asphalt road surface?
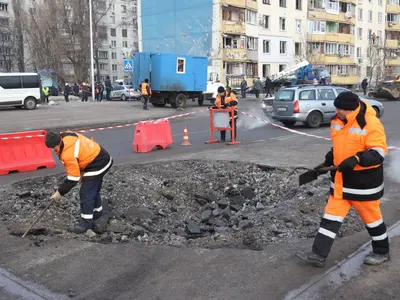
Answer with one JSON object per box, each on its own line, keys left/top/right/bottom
{"left": 1, "top": 98, "right": 399, "bottom": 186}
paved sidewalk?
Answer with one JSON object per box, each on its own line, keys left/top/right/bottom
{"left": 0, "top": 101, "right": 202, "bottom": 134}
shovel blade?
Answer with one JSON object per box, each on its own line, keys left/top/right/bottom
{"left": 299, "top": 170, "right": 319, "bottom": 186}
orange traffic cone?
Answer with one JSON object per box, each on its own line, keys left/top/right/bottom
{"left": 181, "top": 126, "right": 192, "bottom": 146}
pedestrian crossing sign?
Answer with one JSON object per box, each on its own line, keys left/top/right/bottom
{"left": 124, "top": 60, "right": 133, "bottom": 71}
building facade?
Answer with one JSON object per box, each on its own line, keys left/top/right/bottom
{"left": 385, "top": 0, "right": 400, "bottom": 76}
{"left": 0, "top": 0, "right": 11, "bottom": 72}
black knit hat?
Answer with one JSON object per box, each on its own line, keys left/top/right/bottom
{"left": 217, "top": 86, "right": 225, "bottom": 93}
{"left": 45, "top": 131, "right": 62, "bottom": 148}
{"left": 334, "top": 91, "right": 360, "bottom": 111}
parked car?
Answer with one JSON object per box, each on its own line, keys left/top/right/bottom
{"left": 109, "top": 85, "right": 141, "bottom": 101}
{"left": 261, "top": 85, "right": 384, "bottom": 128}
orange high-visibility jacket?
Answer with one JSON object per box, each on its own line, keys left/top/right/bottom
{"left": 214, "top": 91, "right": 238, "bottom": 109}
{"left": 56, "top": 132, "right": 113, "bottom": 195}
{"left": 141, "top": 82, "right": 152, "bottom": 96}
{"left": 329, "top": 101, "right": 388, "bottom": 201}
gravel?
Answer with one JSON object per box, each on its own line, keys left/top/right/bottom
{"left": 0, "top": 160, "right": 365, "bottom": 250}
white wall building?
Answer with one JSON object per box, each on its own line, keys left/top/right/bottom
{"left": 257, "top": 0, "right": 308, "bottom": 79}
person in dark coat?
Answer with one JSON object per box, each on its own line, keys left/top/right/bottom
{"left": 265, "top": 77, "right": 273, "bottom": 97}
{"left": 105, "top": 76, "right": 112, "bottom": 100}
{"left": 361, "top": 79, "right": 368, "bottom": 96}
{"left": 73, "top": 83, "right": 79, "bottom": 97}
{"left": 64, "top": 83, "right": 70, "bottom": 102}
{"left": 240, "top": 77, "right": 247, "bottom": 98}
{"left": 99, "top": 82, "right": 104, "bottom": 101}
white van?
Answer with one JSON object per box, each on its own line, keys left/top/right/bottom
{"left": 0, "top": 73, "right": 42, "bottom": 110}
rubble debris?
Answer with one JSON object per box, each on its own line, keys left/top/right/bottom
{"left": 0, "top": 160, "right": 365, "bottom": 250}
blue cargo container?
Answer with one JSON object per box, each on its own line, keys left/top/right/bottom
{"left": 133, "top": 52, "right": 208, "bottom": 108}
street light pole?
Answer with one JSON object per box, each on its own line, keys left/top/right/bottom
{"left": 89, "top": 0, "right": 95, "bottom": 102}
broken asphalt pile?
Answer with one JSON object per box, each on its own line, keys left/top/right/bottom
{"left": 0, "top": 161, "right": 365, "bottom": 250}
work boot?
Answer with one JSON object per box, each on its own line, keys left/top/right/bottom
{"left": 93, "top": 211, "right": 103, "bottom": 220}
{"left": 68, "top": 219, "right": 93, "bottom": 234}
{"left": 93, "top": 213, "right": 112, "bottom": 234}
{"left": 295, "top": 251, "right": 326, "bottom": 268}
{"left": 364, "top": 253, "right": 389, "bottom": 265}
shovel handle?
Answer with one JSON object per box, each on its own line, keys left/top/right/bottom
{"left": 317, "top": 166, "right": 338, "bottom": 173}
{"left": 21, "top": 199, "right": 54, "bottom": 238}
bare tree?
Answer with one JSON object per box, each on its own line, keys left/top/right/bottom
{"left": 295, "top": 33, "right": 325, "bottom": 65}
{"left": 20, "top": 0, "right": 113, "bottom": 82}
{"left": 366, "top": 39, "right": 385, "bottom": 86}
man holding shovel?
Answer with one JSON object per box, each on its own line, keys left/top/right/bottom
{"left": 45, "top": 131, "right": 113, "bottom": 234}
{"left": 296, "top": 91, "right": 389, "bottom": 267}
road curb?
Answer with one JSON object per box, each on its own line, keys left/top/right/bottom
{"left": 284, "top": 219, "right": 400, "bottom": 300}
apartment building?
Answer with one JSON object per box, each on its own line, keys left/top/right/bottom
{"left": 0, "top": 0, "right": 11, "bottom": 72}
{"left": 355, "top": 0, "right": 385, "bottom": 81}
{"left": 385, "top": 0, "right": 400, "bottom": 75}
{"left": 258, "top": 0, "right": 308, "bottom": 78}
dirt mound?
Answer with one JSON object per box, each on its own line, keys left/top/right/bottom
{"left": 0, "top": 160, "right": 365, "bottom": 250}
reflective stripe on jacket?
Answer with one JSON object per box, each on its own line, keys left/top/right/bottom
{"left": 329, "top": 101, "right": 388, "bottom": 201}
{"left": 141, "top": 82, "right": 151, "bottom": 96}
{"left": 214, "top": 91, "right": 238, "bottom": 118}
{"left": 56, "top": 132, "right": 113, "bottom": 195}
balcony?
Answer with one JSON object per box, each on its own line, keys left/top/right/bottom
{"left": 386, "top": 58, "right": 400, "bottom": 66}
{"left": 338, "top": 12, "right": 356, "bottom": 24}
{"left": 222, "top": 20, "right": 245, "bottom": 35}
{"left": 223, "top": 48, "right": 247, "bottom": 62}
{"left": 387, "top": 4, "right": 400, "bottom": 14}
{"left": 221, "top": 0, "right": 257, "bottom": 10}
{"left": 315, "top": 55, "right": 356, "bottom": 65}
{"left": 386, "top": 22, "right": 400, "bottom": 31}
{"left": 386, "top": 39, "right": 399, "bottom": 49}
{"left": 308, "top": 33, "right": 354, "bottom": 44}
{"left": 331, "top": 75, "right": 360, "bottom": 85}
{"left": 246, "top": 49, "right": 258, "bottom": 61}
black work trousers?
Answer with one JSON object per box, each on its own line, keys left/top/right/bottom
{"left": 220, "top": 116, "right": 238, "bottom": 142}
{"left": 79, "top": 176, "right": 104, "bottom": 220}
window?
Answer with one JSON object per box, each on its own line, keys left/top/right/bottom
{"left": 296, "top": 20, "right": 301, "bottom": 32}
{"left": 325, "top": 43, "right": 337, "bottom": 55}
{"left": 246, "top": 37, "right": 258, "bottom": 50}
{"left": 263, "top": 40, "right": 270, "bottom": 54}
{"left": 279, "top": 17, "right": 286, "bottom": 31}
{"left": 356, "top": 47, "right": 362, "bottom": 58}
{"left": 317, "top": 89, "right": 335, "bottom": 100}
{"left": 378, "top": 0, "right": 382, "bottom": 4}
{"left": 112, "top": 64, "right": 118, "bottom": 71}
{"left": 378, "top": 12, "right": 383, "bottom": 24}
{"left": 262, "top": 15, "right": 269, "bottom": 29}
{"left": 295, "top": 42, "right": 301, "bottom": 55}
{"left": 280, "top": 0, "right": 286, "bottom": 7}
{"left": 337, "top": 65, "right": 348, "bottom": 75}
{"left": 245, "top": 10, "right": 257, "bottom": 25}
{"left": 338, "top": 44, "right": 351, "bottom": 56}
{"left": 263, "top": 0, "right": 270, "bottom": 4}
{"left": 122, "top": 29, "right": 127, "bottom": 37}
{"left": 113, "top": 76, "right": 118, "bottom": 81}
{"left": 358, "top": 8, "right": 363, "bottom": 21}
{"left": 368, "top": 10, "right": 372, "bottom": 22}
{"left": 99, "top": 63, "right": 107, "bottom": 70}
{"left": 21, "top": 75, "right": 40, "bottom": 89}
{"left": 357, "top": 28, "right": 362, "bottom": 40}
{"left": 389, "top": 0, "right": 399, "bottom": 4}
{"left": 177, "top": 58, "right": 185, "bottom": 74}
{"left": 299, "top": 90, "right": 316, "bottom": 100}
{"left": 308, "top": 20, "right": 326, "bottom": 33}
{"left": 280, "top": 41, "right": 287, "bottom": 54}
{"left": 276, "top": 89, "right": 294, "bottom": 101}
{"left": 279, "top": 64, "right": 286, "bottom": 72}
{"left": 99, "top": 51, "right": 108, "bottom": 59}
{"left": 387, "top": 14, "right": 398, "bottom": 23}
{"left": 223, "top": 36, "right": 244, "bottom": 49}
{"left": 0, "top": 76, "right": 22, "bottom": 89}
{"left": 111, "top": 28, "right": 116, "bottom": 36}
{"left": 310, "top": 0, "right": 324, "bottom": 9}
{"left": 377, "top": 30, "right": 382, "bottom": 40}
{"left": 0, "top": 3, "right": 8, "bottom": 11}
{"left": 296, "top": 0, "right": 302, "bottom": 9}
{"left": 121, "top": 5, "right": 127, "bottom": 13}
{"left": 122, "top": 41, "right": 128, "bottom": 47}
{"left": 309, "top": 42, "right": 322, "bottom": 53}
{"left": 335, "top": 88, "right": 348, "bottom": 95}
{"left": 262, "top": 64, "right": 270, "bottom": 77}
{"left": 246, "top": 63, "right": 258, "bottom": 77}
{"left": 111, "top": 52, "right": 117, "bottom": 59}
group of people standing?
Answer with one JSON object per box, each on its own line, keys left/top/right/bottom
{"left": 240, "top": 77, "right": 274, "bottom": 99}
{"left": 62, "top": 77, "right": 113, "bottom": 102}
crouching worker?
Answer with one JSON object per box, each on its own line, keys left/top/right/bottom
{"left": 296, "top": 92, "right": 389, "bottom": 267}
{"left": 45, "top": 131, "right": 113, "bottom": 234}
{"left": 214, "top": 86, "right": 239, "bottom": 142}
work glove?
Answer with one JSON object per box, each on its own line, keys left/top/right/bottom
{"left": 50, "top": 190, "right": 62, "bottom": 202}
{"left": 338, "top": 156, "right": 359, "bottom": 173}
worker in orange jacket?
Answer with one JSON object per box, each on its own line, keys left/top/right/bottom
{"left": 296, "top": 92, "right": 389, "bottom": 267}
{"left": 214, "top": 86, "right": 238, "bottom": 142}
{"left": 45, "top": 131, "right": 113, "bottom": 234}
{"left": 141, "top": 78, "right": 152, "bottom": 110}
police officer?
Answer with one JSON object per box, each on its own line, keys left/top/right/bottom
{"left": 45, "top": 131, "right": 113, "bottom": 234}
{"left": 214, "top": 86, "right": 238, "bottom": 142}
{"left": 296, "top": 92, "right": 389, "bottom": 267}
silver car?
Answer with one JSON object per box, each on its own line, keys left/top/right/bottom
{"left": 261, "top": 85, "right": 384, "bottom": 128}
{"left": 109, "top": 85, "right": 141, "bottom": 101}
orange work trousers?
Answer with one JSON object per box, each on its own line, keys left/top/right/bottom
{"left": 312, "top": 195, "right": 389, "bottom": 258}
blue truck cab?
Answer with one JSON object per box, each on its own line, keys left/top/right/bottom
{"left": 133, "top": 52, "right": 209, "bottom": 108}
